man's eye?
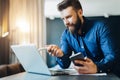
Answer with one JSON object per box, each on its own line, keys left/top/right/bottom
{"left": 61, "top": 18, "right": 64, "bottom": 20}
{"left": 66, "top": 16, "right": 71, "bottom": 19}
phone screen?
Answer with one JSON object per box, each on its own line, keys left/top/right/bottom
{"left": 69, "top": 52, "right": 86, "bottom": 66}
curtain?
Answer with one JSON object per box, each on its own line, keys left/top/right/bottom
{"left": 0, "top": 0, "right": 9, "bottom": 38}
{"left": 9, "top": 0, "right": 46, "bottom": 63}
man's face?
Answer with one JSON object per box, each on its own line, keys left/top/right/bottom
{"left": 60, "top": 6, "right": 82, "bottom": 33}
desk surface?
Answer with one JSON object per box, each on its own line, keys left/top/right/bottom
{"left": 0, "top": 72, "right": 120, "bottom": 80}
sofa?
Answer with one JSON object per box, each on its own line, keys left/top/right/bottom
{"left": 0, "top": 63, "right": 25, "bottom": 78}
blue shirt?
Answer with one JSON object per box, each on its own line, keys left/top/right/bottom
{"left": 56, "top": 18, "right": 120, "bottom": 73}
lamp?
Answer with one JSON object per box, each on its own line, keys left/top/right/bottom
{"left": 13, "top": 18, "right": 30, "bottom": 45}
{"left": 16, "top": 19, "right": 30, "bottom": 33}
{"left": 2, "top": 32, "right": 9, "bottom": 38}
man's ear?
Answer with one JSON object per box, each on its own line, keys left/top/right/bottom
{"left": 77, "top": 9, "right": 83, "bottom": 16}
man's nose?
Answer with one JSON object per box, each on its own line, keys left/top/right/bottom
{"left": 64, "top": 19, "right": 70, "bottom": 26}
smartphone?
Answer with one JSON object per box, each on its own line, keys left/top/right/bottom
{"left": 69, "top": 52, "right": 86, "bottom": 66}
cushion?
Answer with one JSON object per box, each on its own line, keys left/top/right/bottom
{"left": 0, "top": 65, "right": 7, "bottom": 78}
{"left": 7, "top": 63, "right": 21, "bottom": 76}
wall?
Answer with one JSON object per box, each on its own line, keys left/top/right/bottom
{"left": 0, "top": 36, "right": 9, "bottom": 64}
{"left": 45, "top": 0, "right": 120, "bottom": 18}
{"left": 0, "top": 0, "right": 2, "bottom": 36}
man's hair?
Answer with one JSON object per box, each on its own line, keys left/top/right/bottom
{"left": 57, "top": 0, "right": 83, "bottom": 11}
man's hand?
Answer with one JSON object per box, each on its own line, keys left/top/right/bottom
{"left": 74, "top": 58, "right": 97, "bottom": 74}
{"left": 47, "top": 45, "right": 63, "bottom": 57}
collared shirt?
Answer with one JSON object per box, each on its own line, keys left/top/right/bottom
{"left": 56, "top": 17, "right": 119, "bottom": 73}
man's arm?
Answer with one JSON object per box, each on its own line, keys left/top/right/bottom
{"left": 56, "top": 30, "right": 72, "bottom": 69}
{"left": 47, "top": 30, "right": 72, "bottom": 69}
{"left": 95, "top": 23, "right": 118, "bottom": 73}
{"left": 73, "top": 23, "right": 118, "bottom": 74}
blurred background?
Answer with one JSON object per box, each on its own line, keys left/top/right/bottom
{"left": 0, "top": 0, "right": 120, "bottom": 68}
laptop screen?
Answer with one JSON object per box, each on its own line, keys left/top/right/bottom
{"left": 11, "top": 44, "right": 51, "bottom": 75}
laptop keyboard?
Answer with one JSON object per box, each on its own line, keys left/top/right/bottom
{"left": 50, "top": 70, "right": 69, "bottom": 76}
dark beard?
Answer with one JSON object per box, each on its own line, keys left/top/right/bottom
{"left": 74, "top": 15, "right": 82, "bottom": 33}
{"left": 68, "top": 15, "right": 82, "bottom": 34}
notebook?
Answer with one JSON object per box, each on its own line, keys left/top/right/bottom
{"left": 11, "top": 44, "right": 70, "bottom": 76}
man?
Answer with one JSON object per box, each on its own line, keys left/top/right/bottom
{"left": 47, "top": 0, "right": 120, "bottom": 76}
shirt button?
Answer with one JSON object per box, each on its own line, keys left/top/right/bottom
{"left": 100, "top": 70, "right": 102, "bottom": 73}
{"left": 81, "top": 46, "right": 84, "bottom": 48}
{"left": 60, "top": 59, "right": 62, "bottom": 61}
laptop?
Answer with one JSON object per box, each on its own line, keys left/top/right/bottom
{"left": 11, "top": 44, "right": 70, "bottom": 76}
